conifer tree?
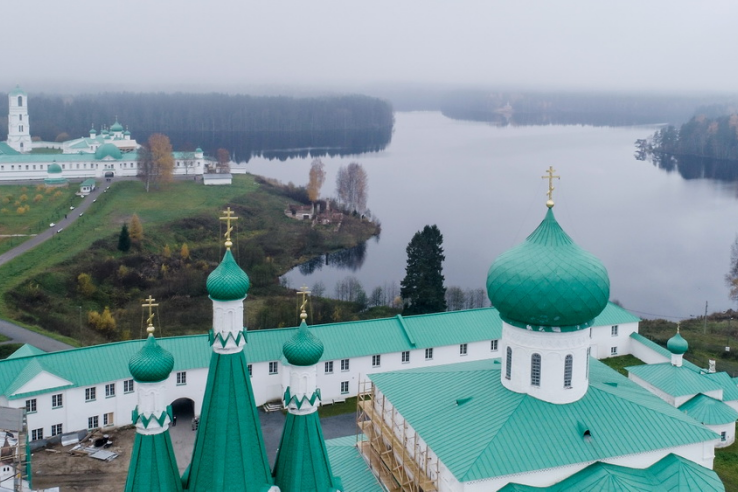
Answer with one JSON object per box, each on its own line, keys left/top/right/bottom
{"left": 400, "top": 225, "right": 447, "bottom": 315}
{"left": 117, "top": 224, "right": 131, "bottom": 252}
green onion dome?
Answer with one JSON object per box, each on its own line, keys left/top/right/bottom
{"left": 196, "top": 147, "right": 203, "bottom": 153}
{"left": 90, "top": 126, "right": 97, "bottom": 134}
{"left": 206, "top": 250, "right": 250, "bottom": 301}
{"left": 95, "top": 143, "right": 122, "bottom": 160}
{"left": 47, "top": 163, "right": 62, "bottom": 174}
{"left": 487, "top": 208, "right": 610, "bottom": 330}
{"left": 283, "top": 321, "right": 324, "bottom": 366}
{"left": 128, "top": 335, "right": 174, "bottom": 383}
{"left": 667, "top": 331, "right": 688, "bottom": 355}
{"left": 110, "top": 121, "right": 124, "bottom": 132}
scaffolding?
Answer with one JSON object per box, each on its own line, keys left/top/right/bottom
{"left": 357, "top": 380, "right": 439, "bottom": 492}
{"left": 0, "top": 406, "right": 29, "bottom": 492}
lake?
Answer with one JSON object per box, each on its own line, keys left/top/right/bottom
{"left": 238, "top": 112, "right": 738, "bottom": 320}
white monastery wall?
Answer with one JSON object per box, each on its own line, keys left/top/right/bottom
{"left": 590, "top": 322, "right": 638, "bottom": 359}
{"left": 708, "top": 422, "right": 735, "bottom": 448}
{"left": 629, "top": 338, "right": 670, "bottom": 364}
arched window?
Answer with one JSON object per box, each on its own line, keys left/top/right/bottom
{"left": 531, "top": 353, "right": 541, "bottom": 386}
{"left": 505, "top": 347, "right": 512, "bottom": 380}
{"left": 17, "top": 96, "right": 23, "bottom": 107}
{"left": 564, "top": 355, "right": 573, "bottom": 388}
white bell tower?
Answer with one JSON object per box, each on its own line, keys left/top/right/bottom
{"left": 7, "top": 86, "right": 32, "bottom": 153}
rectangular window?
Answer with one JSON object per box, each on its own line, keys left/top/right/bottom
{"left": 340, "top": 359, "right": 350, "bottom": 372}
{"left": 52, "top": 394, "right": 63, "bottom": 409}
{"left": 103, "top": 412, "right": 114, "bottom": 426}
{"left": 88, "top": 416, "right": 99, "bottom": 429}
{"left": 177, "top": 372, "right": 187, "bottom": 385}
{"left": 248, "top": 364, "right": 253, "bottom": 377}
{"left": 491, "top": 340, "right": 499, "bottom": 351}
{"left": 269, "top": 362, "right": 278, "bottom": 375}
{"left": 325, "top": 361, "right": 334, "bottom": 374}
{"left": 372, "top": 355, "right": 381, "bottom": 367}
{"left": 105, "top": 383, "right": 115, "bottom": 398}
{"left": 25, "top": 399, "right": 37, "bottom": 413}
{"left": 85, "top": 387, "right": 96, "bottom": 402}
{"left": 721, "top": 431, "right": 727, "bottom": 442}
{"left": 123, "top": 380, "right": 134, "bottom": 393}
{"left": 610, "top": 347, "right": 618, "bottom": 356}
{"left": 31, "top": 428, "right": 43, "bottom": 441}
{"left": 425, "top": 348, "right": 434, "bottom": 360}
{"left": 460, "top": 343, "right": 468, "bottom": 356}
{"left": 51, "top": 424, "right": 63, "bottom": 437}
{"left": 611, "top": 325, "right": 619, "bottom": 337}
{"left": 401, "top": 351, "right": 410, "bottom": 363}
{"left": 340, "top": 381, "right": 349, "bottom": 394}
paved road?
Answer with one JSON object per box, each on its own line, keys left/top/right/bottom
{"left": 0, "top": 318, "right": 74, "bottom": 352}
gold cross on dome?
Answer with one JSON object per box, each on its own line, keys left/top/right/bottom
{"left": 298, "top": 285, "right": 311, "bottom": 320}
{"left": 219, "top": 207, "right": 238, "bottom": 250}
{"left": 142, "top": 295, "right": 159, "bottom": 334}
{"left": 541, "top": 166, "right": 560, "bottom": 208}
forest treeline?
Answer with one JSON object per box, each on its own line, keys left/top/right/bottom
{"left": 639, "top": 114, "right": 738, "bottom": 161}
{"left": 0, "top": 92, "right": 394, "bottom": 161}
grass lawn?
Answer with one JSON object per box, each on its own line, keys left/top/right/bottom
{"left": 0, "top": 343, "right": 23, "bottom": 359}
{"left": 318, "top": 397, "right": 357, "bottom": 418}
{"left": 599, "top": 354, "right": 645, "bottom": 376}
{"left": 715, "top": 440, "right": 738, "bottom": 490}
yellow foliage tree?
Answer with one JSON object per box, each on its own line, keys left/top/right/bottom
{"left": 19, "top": 194, "right": 27, "bottom": 202}
{"left": 162, "top": 244, "right": 171, "bottom": 258}
{"left": 180, "top": 243, "right": 190, "bottom": 260}
{"left": 16, "top": 207, "right": 25, "bottom": 215}
{"left": 77, "top": 273, "right": 97, "bottom": 297}
{"left": 33, "top": 194, "right": 43, "bottom": 203}
{"left": 88, "top": 307, "right": 116, "bottom": 334}
{"left": 129, "top": 213, "right": 143, "bottom": 246}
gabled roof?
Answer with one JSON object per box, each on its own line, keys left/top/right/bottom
{"left": 0, "top": 142, "right": 20, "bottom": 156}
{"left": 325, "top": 436, "right": 382, "bottom": 492}
{"left": 679, "top": 394, "right": 738, "bottom": 425}
{"left": 369, "top": 358, "right": 718, "bottom": 481}
{"left": 498, "top": 453, "right": 724, "bottom": 491}
{"left": 626, "top": 363, "right": 723, "bottom": 398}
{"left": 703, "top": 372, "right": 738, "bottom": 401}
{"left": 629, "top": 333, "right": 702, "bottom": 372}
{"left": 7, "top": 344, "right": 46, "bottom": 360}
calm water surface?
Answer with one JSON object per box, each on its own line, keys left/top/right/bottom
{"left": 239, "top": 112, "right": 738, "bottom": 320}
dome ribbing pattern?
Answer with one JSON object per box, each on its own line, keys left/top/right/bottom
{"left": 487, "top": 208, "right": 610, "bottom": 330}
{"left": 283, "top": 321, "right": 324, "bottom": 366}
{"left": 128, "top": 335, "right": 174, "bottom": 383}
{"left": 206, "top": 250, "right": 250, "bottom": 301}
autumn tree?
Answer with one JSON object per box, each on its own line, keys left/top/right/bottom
{"left": 88, "top": 306, "right": 116, "bottom": 336}
{"left": 77, "top": 273, "right": 96, "bottom": 297}
{"left": 180, "top": 243, "right": 190, "bottom": 260}
{"left": 216, "top": 148, "right": 231, "bottom": 173}
{"left": 307, "top": 158, "right": 326, "bottom": 209}
{"left": 129, "top": 213, "right": 143, "bottom": 248}
{"left": 117, "top": 224, "right": 131, "bottom": 252}
{"left": 138, "top": 134, "right": 174, "bottom": 191}
{"left": 400, "top": 225, "right": 447, "bottom": 315}
{"left": 335, "top": 162, "right": 368, "bottom": 214}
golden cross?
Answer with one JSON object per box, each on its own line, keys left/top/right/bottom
{"left": 219, "top": 207, "right": 238, "bottom": 250}
{"left": 298, "top": 285, "right": 311, "bottom": 320}
{"left": 142, "top": 295, "right": 159, "bottom": 334}
{"left": 541, "top": 166, "right": 560, "bottom": 208}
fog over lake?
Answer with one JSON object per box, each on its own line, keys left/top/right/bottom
{"left": 240, "top": 112, "right": 738, "bottom": 320}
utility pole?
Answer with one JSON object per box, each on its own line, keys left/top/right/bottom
{"left": 703, "top": 301, "right": 708, "bottom": 334}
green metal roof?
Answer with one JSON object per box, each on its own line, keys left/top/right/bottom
{"left": 499, "top": 453, "right": 724, "bottom": 491}
{"left": 125, "top": 431, "right": 183, "bottom": 492}
{"left": 590, "top": 303, "right": 640, "bottom": 326}
{"left": 9, "top": 86, "right": 26, "bottom": 97}
{"left": 206, "top": 250, "right": 250, "bottom": 301}
{"left": 7, "top": 344, "right": 46, "bottom": 360}
{"left": 704, "top": 372, "right": 738, "bottom": 401}
{"left": 128, "top": 335, "right": 175, "bottom": 383}
{"left": 81, "top": 178, "right": 96, "bottom": 187}
{"left": 629, "top": 333, "right": 702, "bottom": 372}
{"left": 487, "top": 207, "right": 610, "bottom": 331}
{"left": 0, "top": 304, "right": 638, "bottom": 400}
{"left": 678, "top": 394, "right": 738, "bottom": 425}
{"left": 0, "top": 142, "right": 20, "bottom": 156}
{"left": 283, "top": 322, "right": 324, "bottom": 366}
{"left": 95, "top": 143, "right": 123, "bottom": 160}
{"left": 368, "top": 358, "right": 718, "bottom": 482}
{"left": 625, "top": 363, "right": 723, "bottom": 398}
{"left": 272, "top": 411, "right": 340, "bottom": 491}
{"left": 185, "top": 351, "right": 273, "bottom": 491}
{"left": 325, "top": 437, "right": 383, "bottom": 492}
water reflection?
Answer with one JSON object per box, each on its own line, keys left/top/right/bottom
{"left": 297, "top": 242, "right": 368, "bottom": 275}
{"left": 638, "top": 152, "right": 738, "bottom": 182}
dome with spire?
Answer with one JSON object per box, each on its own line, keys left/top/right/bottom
{"left": 128, "top": 335, "right": 174, "bottom": 383}
{"left": 206, "top": 250, "right": 250, "bottom": 301}
{"left": 283, "top": 321, "right": 324, "bottom": 366}
{"left": 487, "top": 207, "right": 610, "bottom": 330}
{"left": 667, "top": 330, "right": 689, "bottom": 355}
{"left": 110, "top": 120, "right": 124, "bottom": 132}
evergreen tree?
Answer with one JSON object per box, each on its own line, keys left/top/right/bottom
{"left": 117, "top": 224, "right": 131, "bottom": 252}
{"left": 400, "top": 225, "right": 447, "bottom": 315}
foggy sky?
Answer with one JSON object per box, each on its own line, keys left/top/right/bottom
{"left": 4, "top": 1, "right": 738, "bottom": 94}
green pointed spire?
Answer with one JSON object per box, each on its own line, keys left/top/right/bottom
{"left": 125, "top": 433, "right": 183, "bottom": 492}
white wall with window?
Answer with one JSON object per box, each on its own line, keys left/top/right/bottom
{"left": 590, "top": 321, "right": 638, "bottom": 359}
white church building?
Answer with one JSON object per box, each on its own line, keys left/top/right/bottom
{"left": 0, "top": 86, "right": 211, "bottom": 181}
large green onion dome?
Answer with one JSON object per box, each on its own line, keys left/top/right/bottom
{"left": 95, "top": 143, "right": 122, "bottom": 160}
{"left": 47, "top": 162, "right": 62, "bottom": 174}
{"left": 206, "top": 250, "right": 250, "bottom": 301}
{"left": 128, "top": 335, "right": 175, "bottom": 383}
{"left": 487, "top": 208, "right": 610, "bottom": 331}
{"left": 667, "top": 331, "right": 689, "bottom": 355}
{"left": 110, "top": 120, "right": 124, "bottom": 132}
{"left": 283, "top": 321, "right": 324, "bottom": 366}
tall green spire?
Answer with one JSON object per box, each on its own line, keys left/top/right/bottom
{"left": 125, "top": 297, "right": 182, "bottom": 492}
{"left": 273, "top": 293, "right": 341, "bottom": 491}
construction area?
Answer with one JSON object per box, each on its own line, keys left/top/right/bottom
{"left": 357, "top": 381, "right": 439, "bottom": 492}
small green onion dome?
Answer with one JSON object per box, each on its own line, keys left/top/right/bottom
{"left": 196, "top": 147, "right": 203, "bottom": 153}
{"left": 47, "top": 163, "right": 62, "bottom": 174}
{"left": 95, "top": 143, "right": 122, "bottom": 160}
{"left": 124, "top": 130, "right": 130, "bottom": 136}
{"left": 283, "top": 321, "right": 324, "bottom": 366}
{"left": 206, "top": 250, "right": 250, "bottom": 301}
{"left": 667, "top": 331, "right": 688, "bottom": 355}
{"left": 90, "top": 126, "right": 97, "bottom": 134}
{"left": 128, "top": 335, "right": 175, "bottom": 383}
{"left": 487, "top": 208, "right": 610, "bottom": 330}
{"left": 110, "top": 121, "right": 124, "bottom": 132}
